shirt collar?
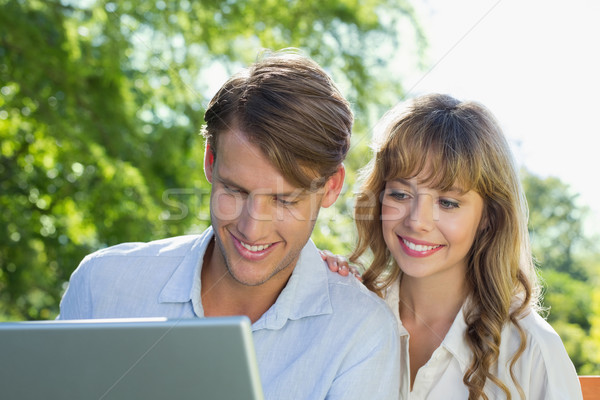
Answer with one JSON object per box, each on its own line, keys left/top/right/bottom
{"left": 158, "top": 227, "right": 332, "bottom": 328}
{"left": 384, "top": 276, "right": 407, "bottom": 336}
{"left": 387, "top": 275, "right": 471, "bottom": 368}
{"left": 158, "top": 228, "right": 212, "bottom": 312}
{"left": 440, "top": 303, "right": 472, "bottom": 372}
{"left": 253, "top": 239, "right": 332, "bottom": 330}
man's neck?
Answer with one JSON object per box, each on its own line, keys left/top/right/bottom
{"left": 200, "top": 239, "right": 291, "bottom": 323}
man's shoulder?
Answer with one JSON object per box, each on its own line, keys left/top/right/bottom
{"left": 294, "top": 240, "right": 394, "bottom": 323}
{"left": 325, "top": 269, "right": 379, "bottom": 300}
{"left": 87, "top": 233, "right": 205, "bottom": 261}
{"left": 325, "top": 269, "right": 397, "bottom": 324}
{"left": 73, "top": 233, "right": 209, "bottom": 280}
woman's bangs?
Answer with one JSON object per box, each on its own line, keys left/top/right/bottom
{"left": 381, "top": 126, "right": 478, "bottom": 193}
{"left": 424, "top": 145, "right": 477, "bottom": 194}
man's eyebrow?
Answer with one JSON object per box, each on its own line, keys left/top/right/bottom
{"left": 215, "top": 175, "right": 309, "bottom": 197}
{"left": 214, "top": 176, "right": 248, "bottom": 192}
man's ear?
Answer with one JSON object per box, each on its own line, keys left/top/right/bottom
{"left": 321, "top": 164, "right": 345, "bottom": 208}
{"left": 204, "top": 143, "right": 215, "bottom": 183}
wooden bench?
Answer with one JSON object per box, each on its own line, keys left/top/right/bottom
{"left": 580, "top": 376, "right": 600, "bottom": 400}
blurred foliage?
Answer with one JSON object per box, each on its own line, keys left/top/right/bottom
{"left": 1, "top": 0, "right": 598, "bottom": 375}
{"left": 522, "top": 170, "right": 600, "bottom": 374}
{"left": 523, "top": 172, "right": 590, "bottom": 279}
{"left": 0, "top": 0, "right": 422, "bottom": 319}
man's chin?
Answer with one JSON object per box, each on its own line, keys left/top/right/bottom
{"left": 226, "top": 267, "right": 273, "bottom": 287}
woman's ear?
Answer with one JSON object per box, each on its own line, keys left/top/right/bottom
{"left": 479, "top": 208, "right": 491, "bottom": 232}
{"left": 204, "top": 143, "right": 215, "bottom": 183}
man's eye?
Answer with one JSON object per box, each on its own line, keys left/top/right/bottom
{"left": 276, "top": 197, "right": 298, "bottom": 206}
{"left": 224, "top": 185, "right": 243, "bottom": 194}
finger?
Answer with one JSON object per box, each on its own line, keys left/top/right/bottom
{"left": 347, "top": 266, "right": 363, "bottom": 281}
{"left": 337, "top": 257, "right": 349, "bottom": 268}
{"left": 319, "top": 249, "right": 333, "bottom": 260}
{"left": 324, "top": 256, "right": 339, "bottom": 272}
{"left": 329, "top": 260, "right": 339, "bottom": 272}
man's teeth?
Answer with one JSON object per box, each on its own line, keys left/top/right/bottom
{"left": 240, "top": 241, "right": 272, "bottom": 252}
{"left": 402, "top": 238, "right": 440, "bottom": 252}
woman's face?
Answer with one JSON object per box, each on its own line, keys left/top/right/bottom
{"left": 381, "top": 174, "right": 485, "bottom": 283}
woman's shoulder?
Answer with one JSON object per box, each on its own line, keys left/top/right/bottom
{"left": 503, "top": 309, "right": 569, "bottom": 363}
{"left": 517, "top": 309, "right": 567, "bottom": 350}
{"left": 497, "top": 308, "right": 575, "bottom": 376}
{"left": 505, "top": 309, "right": 582, "bottom": 399}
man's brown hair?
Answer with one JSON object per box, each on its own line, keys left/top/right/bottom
{"left": 202, "top": 49, "right": 353, "bottom": 189}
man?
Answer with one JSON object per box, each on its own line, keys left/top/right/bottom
{"left": 59, "top": 51, "right": 400, "bottom": 399}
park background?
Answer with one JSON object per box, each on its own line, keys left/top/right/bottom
{"left": 1, "top": 0, "right": 598, "bottom": 374}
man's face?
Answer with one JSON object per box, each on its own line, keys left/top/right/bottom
{"left": 204, "top": 129, "right": 344, "bottom": 287}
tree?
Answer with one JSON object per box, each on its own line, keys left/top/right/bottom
{"left": 523, "top": 171, "right": 589, "bottom": 279}
{"left": 0, "top": 0, "right": 423, "bottom": 320}
{"left": 522, "top": 169, "right": 600, "bottom": 373}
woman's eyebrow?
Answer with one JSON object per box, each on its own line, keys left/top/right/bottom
{"left": 390, "top": 177, "right": 411, "bottom": 185}
{"left": 390, "top": 178, "right": 467, "bottom": 195}
{"left": 445, "top": 186, "right": 467, "bottom": 195}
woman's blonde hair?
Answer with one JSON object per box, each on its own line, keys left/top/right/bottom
{"left": 351, "top": 93, "right": 540, "bottom": 399}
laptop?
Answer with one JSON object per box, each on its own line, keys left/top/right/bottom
{"left": 0, "top": 316, "right": 264, "bottom": 400}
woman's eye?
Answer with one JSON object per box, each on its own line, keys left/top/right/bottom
{"left": 440, "top": 199, "right": 459, "bottom": 209}
{"left": 387, "top": 191, "right": 409, "bottom": 200}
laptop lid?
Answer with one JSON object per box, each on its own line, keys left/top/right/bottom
{"left": 0, "top": 316, "right": 264, "bottom": 400}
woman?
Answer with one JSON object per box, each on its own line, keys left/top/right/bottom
{"left": 323, "top": 94, "right": 582, "bottom": 399}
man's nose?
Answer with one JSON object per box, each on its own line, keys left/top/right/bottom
{"left": 237, "top": 195, "right": 272, "bottom": 243}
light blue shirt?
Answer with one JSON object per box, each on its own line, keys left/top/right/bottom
{"left": 59, "top": 227, "right": 400, "bottom": 399}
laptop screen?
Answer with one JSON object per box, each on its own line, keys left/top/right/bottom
{"left": 0, "top": 316, "right": 264, "bottom": 400}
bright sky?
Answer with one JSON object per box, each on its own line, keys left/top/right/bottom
{"left": 402, "top": 0, "right": 600, "bottom": 235}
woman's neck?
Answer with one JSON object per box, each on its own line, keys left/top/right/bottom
{"left": 399, "top": 272, "right": 469, "bottom": 390}
{"left": 399, "top": 272, "right": 468, "bottom": 327}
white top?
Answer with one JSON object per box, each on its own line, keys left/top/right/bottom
{"left": 385, "top": 277, "right": 583, "bottom": 399}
